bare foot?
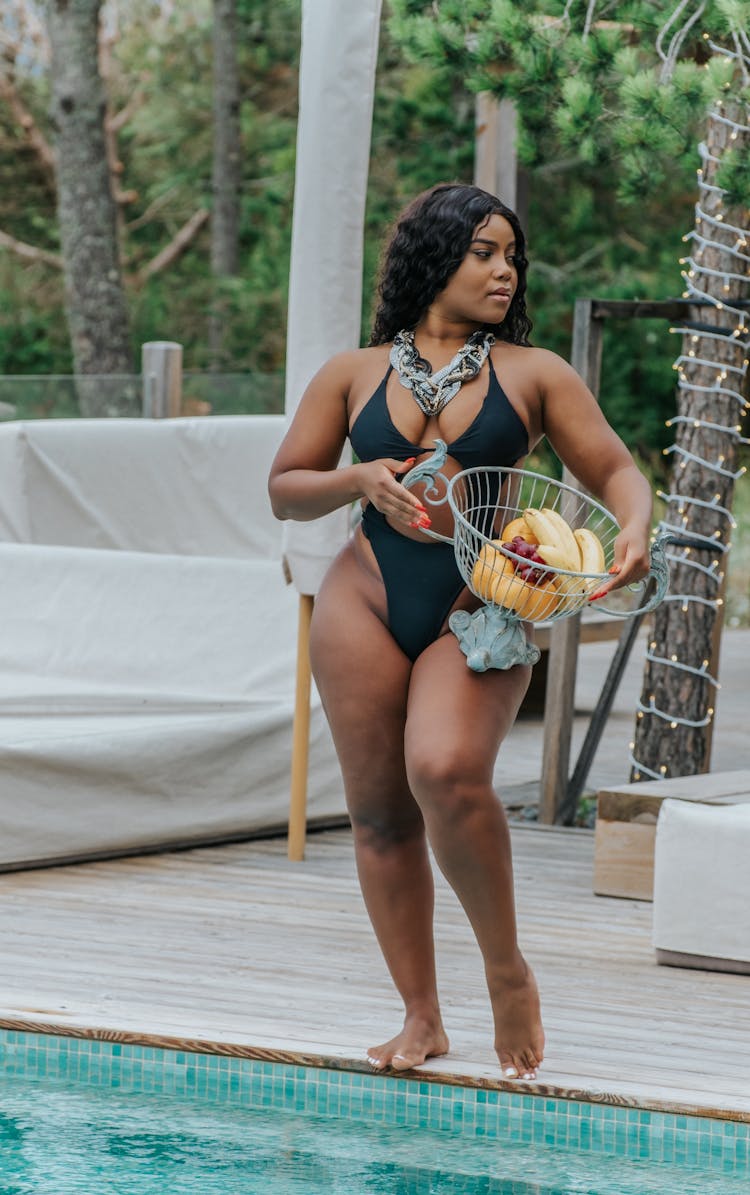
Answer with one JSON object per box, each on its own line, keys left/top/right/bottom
{"left": 367, "top": 1012, "right": 449, "bottom": 1072}
{"left": 488, "top": 954, "right": 545, "bottom": 1081}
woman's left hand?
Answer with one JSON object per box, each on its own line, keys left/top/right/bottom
{"left": 588, "top": 523, "right": 652, "bottom": 602}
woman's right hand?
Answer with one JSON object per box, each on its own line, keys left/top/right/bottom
{"left": 357, "top": 458, "right": 432, "bottom": 530}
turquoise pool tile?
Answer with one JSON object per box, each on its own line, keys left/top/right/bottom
{"left": 1, "top": 1029, "right": 749, "bottom": 1177}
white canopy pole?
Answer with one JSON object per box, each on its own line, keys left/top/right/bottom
{"left": 284, "top": 0, "right": 383, "bottom": 859}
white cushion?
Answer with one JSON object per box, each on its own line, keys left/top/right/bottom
{"left": 0, "top": 415, "right": 286, "bottom": 559}
{"left": 653, "top": 798, "right": 750, "bottom": 967}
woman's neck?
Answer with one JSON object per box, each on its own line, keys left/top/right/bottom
{"left": 414, "top": 311, "right": 481, "bottom": 345}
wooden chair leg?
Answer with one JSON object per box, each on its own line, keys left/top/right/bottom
{"left": 288, "top": 593, "right": 314, "bottom": 861}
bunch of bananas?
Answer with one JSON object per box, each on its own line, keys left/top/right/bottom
{"left": 471, "top": 506, "right": 607, "bottom": 621}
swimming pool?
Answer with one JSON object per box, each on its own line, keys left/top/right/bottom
{"left": 1, "top": 1029, "right": 748, "bottom": 1194}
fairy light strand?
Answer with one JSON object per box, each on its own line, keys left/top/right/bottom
{"left": 630, "top": 53, "right": 750, "bottom": 782}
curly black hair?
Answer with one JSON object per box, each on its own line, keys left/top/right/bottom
{"left": 369, "top": 183, "right": 532, "bottom": 347}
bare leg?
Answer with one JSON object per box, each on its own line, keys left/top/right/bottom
{"left": 404, "top": 633, "right": 545, "bottom": 1080}
{"left": 310, "top": 544, "right": 449, "bottom": 1071}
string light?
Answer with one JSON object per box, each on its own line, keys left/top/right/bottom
{"left": 662, "top": 442, "right": 746, "bottom": 479}
{"left": 630, "top": 62, "right": 750, "bottom": 782}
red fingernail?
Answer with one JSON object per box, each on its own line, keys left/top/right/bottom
{"left": 404, "top": 457, "right": 416, "bottom": 465}
{"left": 416, "top": 503, "right": 427, "bottom": 511}
{"left": 418, "top": 515, "right": 431, "bottom": 527}
{"left": 589, "top": 590, "right": 606, "bottom": 602}
{"left": 608, "top": 565, "right": 621, "bottom": 575}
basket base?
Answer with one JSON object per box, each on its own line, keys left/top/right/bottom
{"left": 449, "top": 606, "right": 541, "bottom": 673}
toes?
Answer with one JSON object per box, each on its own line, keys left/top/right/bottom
{"left": 520, "top": 1051, "right": 539, "bottom": 1077}
{"left": 499, "top": 1052, "right": 520, "bottom": 1079}
{"left": 367, "top": 1052, "right": 387, "bottom": 1071}
{"left": 390, "top": 1052, "right": 419, "bottom": 1072}
{"left": 499, "top": 1051, "right": 538, "bottom": 1081}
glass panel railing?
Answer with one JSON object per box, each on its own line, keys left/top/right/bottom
{"left": 0, "top": 372, "right": 285, "bottom": 420}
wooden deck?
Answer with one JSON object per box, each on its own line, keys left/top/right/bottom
{"left": 1, "top": 825, "right": 748, "bottom": 1120}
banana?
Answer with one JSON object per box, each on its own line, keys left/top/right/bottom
{"left": 522, "top": 508, "right": 562, "bottom": 552}
{"left": 513, "top": 575, "right": 561, "bottom": 621}
{"left": 500, "top": 515, "right": 538, "bottom": 545}
{"left": 523, "top": 508, "right": 580, "bottom": 572}
{"left": 574, "top": 528, "right": 606, "bottom": 574}
{"left": 554, "top": 571, "right": 590, "bottom": 613}
{"left": 541, "top": 507, "right": 583, "bottom": 571}
{"left": 471, "top": 542, "right": 513, "bottom": 603}
{"left": 470, "top": 542, "right": 561, "bottom": 620}
{"left": 533, "top": 543, "right": 569, "bottom": 571}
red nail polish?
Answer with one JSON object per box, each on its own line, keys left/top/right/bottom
{"left": 404, "top": 457, "right": 416, "bottom": 465}
{"left": 418, "top": 516, "right": 431, "bottom": 528}
{"left": 608, "top": 565, "right": 621, "bottom": 575}
{"left": 589, "top": 590, "right": 606, "bottom": 602}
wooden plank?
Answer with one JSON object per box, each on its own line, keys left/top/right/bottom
{"left": 598, "top": 769, "right": 750, "bottom": 805}
{"left": 1, "top": 826, "right": 749, "bottom": 1116}
{"left": 533, "top": 614, "right": 621, "bottom": 651}
{"left": 591, "top": 298, "right": 750, "bottom": 320}
{"left": 593, "top": 769, "right": 750, "bottom": 899}
{"left": 593, "top": 819, "right": 656, "bottom": 900}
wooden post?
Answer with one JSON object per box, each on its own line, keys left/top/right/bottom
{"left": 474, "top": 94, "right": 528, "bottom": 230}
{"left": 142, "top": 341, "right": 183, "bottom": 418}
{"left": 288, "top": 593, "right": 314, "bottom": 861}
{"left": 539, "top": 300, "right": 603, "bottom": 823}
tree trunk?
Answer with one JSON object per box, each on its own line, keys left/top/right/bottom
{"left": 632, "top": 101, "right": 750, "bottom": 780}
{"left": 47, "top": 0, "right": 134, "bottom": 414}
{"left": 209, "top": 0, "right": 242, "bottom": 366}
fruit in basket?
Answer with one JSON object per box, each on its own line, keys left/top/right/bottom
{"left": 574, "top": 527, "right": 606, "bottom": 574}
{"left": 471, "top": 539, "right": 562, "bottom": 620}
{"left": 523, "top": 508, "right": 581, "bottom": 571}
{"left": 528, "top": 541, "right": 569, "bottom": 571}
{"left": 500, "top": 515, "right": 538, "bottom": 545}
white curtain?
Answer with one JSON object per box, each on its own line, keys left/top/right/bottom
{"left": 282, "top": 0, "right": 383, "bottom": 595}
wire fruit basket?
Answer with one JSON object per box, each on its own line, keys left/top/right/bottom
{"left": 403, "top": 442, "right": 670, "bottom": 672}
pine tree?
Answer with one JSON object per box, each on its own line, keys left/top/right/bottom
{"left": 46, "top": 0, "right": 134, "bottom": 412}
{"left": 390, "top": 0, "right": 750, "bottom": 784}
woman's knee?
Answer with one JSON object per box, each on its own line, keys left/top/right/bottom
{"left": 348, "top": 798, "right": 424, "bottom": 855}
{"left": 405, "top": 745, "right": 493, "bottom": 822}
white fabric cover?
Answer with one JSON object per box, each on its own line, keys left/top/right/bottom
{"left": 0, "top": 417, "right": 343, "bottom": 869}
{"left": 282, "top": 0, "right": 383, "bottom": 595}
{"left": 0, "top": 416, "right": 282, "bottom": 559}
{"left": 652, "top": 798, "right": 750, "bottom": 965}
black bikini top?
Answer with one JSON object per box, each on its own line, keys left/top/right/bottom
{"left": 348, "top": 357, "right": 529, "bottom": 470}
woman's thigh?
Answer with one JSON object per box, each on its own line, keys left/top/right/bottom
{"left": 404, "top": 630, "right": 533, "bottom": 799}
{"left": 310, "top": 540, "right": 420, "bottom": 834}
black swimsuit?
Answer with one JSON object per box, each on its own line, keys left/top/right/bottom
{"left": 348, "top": 358, "right": 529, "bottom": 661}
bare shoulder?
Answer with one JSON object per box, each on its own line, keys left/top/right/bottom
{"left": 500, "top": 344, "right": 575, "bottom": 380}
{"left": 316, "top": 345, "right": 389, "bottom": 386}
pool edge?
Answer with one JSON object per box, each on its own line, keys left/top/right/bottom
{"left": 0, "top": 1014, "right": 746, "bottom": 1125}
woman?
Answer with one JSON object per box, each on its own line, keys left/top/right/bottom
{"left": 268, "top": 183, "right": 652, "bottom": 1081}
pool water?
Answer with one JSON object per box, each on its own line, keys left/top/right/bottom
{"left": 0, "top": 1073, "right": 747, "bottom": 1195}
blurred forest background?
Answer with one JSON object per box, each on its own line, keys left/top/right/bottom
{"left": 0, "top": 0, "right": 699, "bottom": 463}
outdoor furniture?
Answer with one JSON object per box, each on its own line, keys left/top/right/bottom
{"left": 652, "top": 797, "right": 750, "bottom": 974}
{"left": 0, "top": 415, "right": 342, "bottom": 870}
{"left": 593, "top": 770, "right": 750, "bottom": 900}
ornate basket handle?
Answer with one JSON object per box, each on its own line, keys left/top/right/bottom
{"left": 400, "top": 439, "right": 454, "bottom": 544}
{"left": 589, "top": 530, "right": 671, "bottom": 618}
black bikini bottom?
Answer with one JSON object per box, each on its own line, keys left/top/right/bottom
{"left": 361, "top": 504, "right": 465, "bottom": 662}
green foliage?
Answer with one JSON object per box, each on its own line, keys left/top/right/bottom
{"left": 715, "top": 146, "right": 750, "bottom": 206}
{"left": 0, "top": 0, "right": 718, "bottom": 463}
{"left": 388, "top": 0, "right": 747, "bottom": 201}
